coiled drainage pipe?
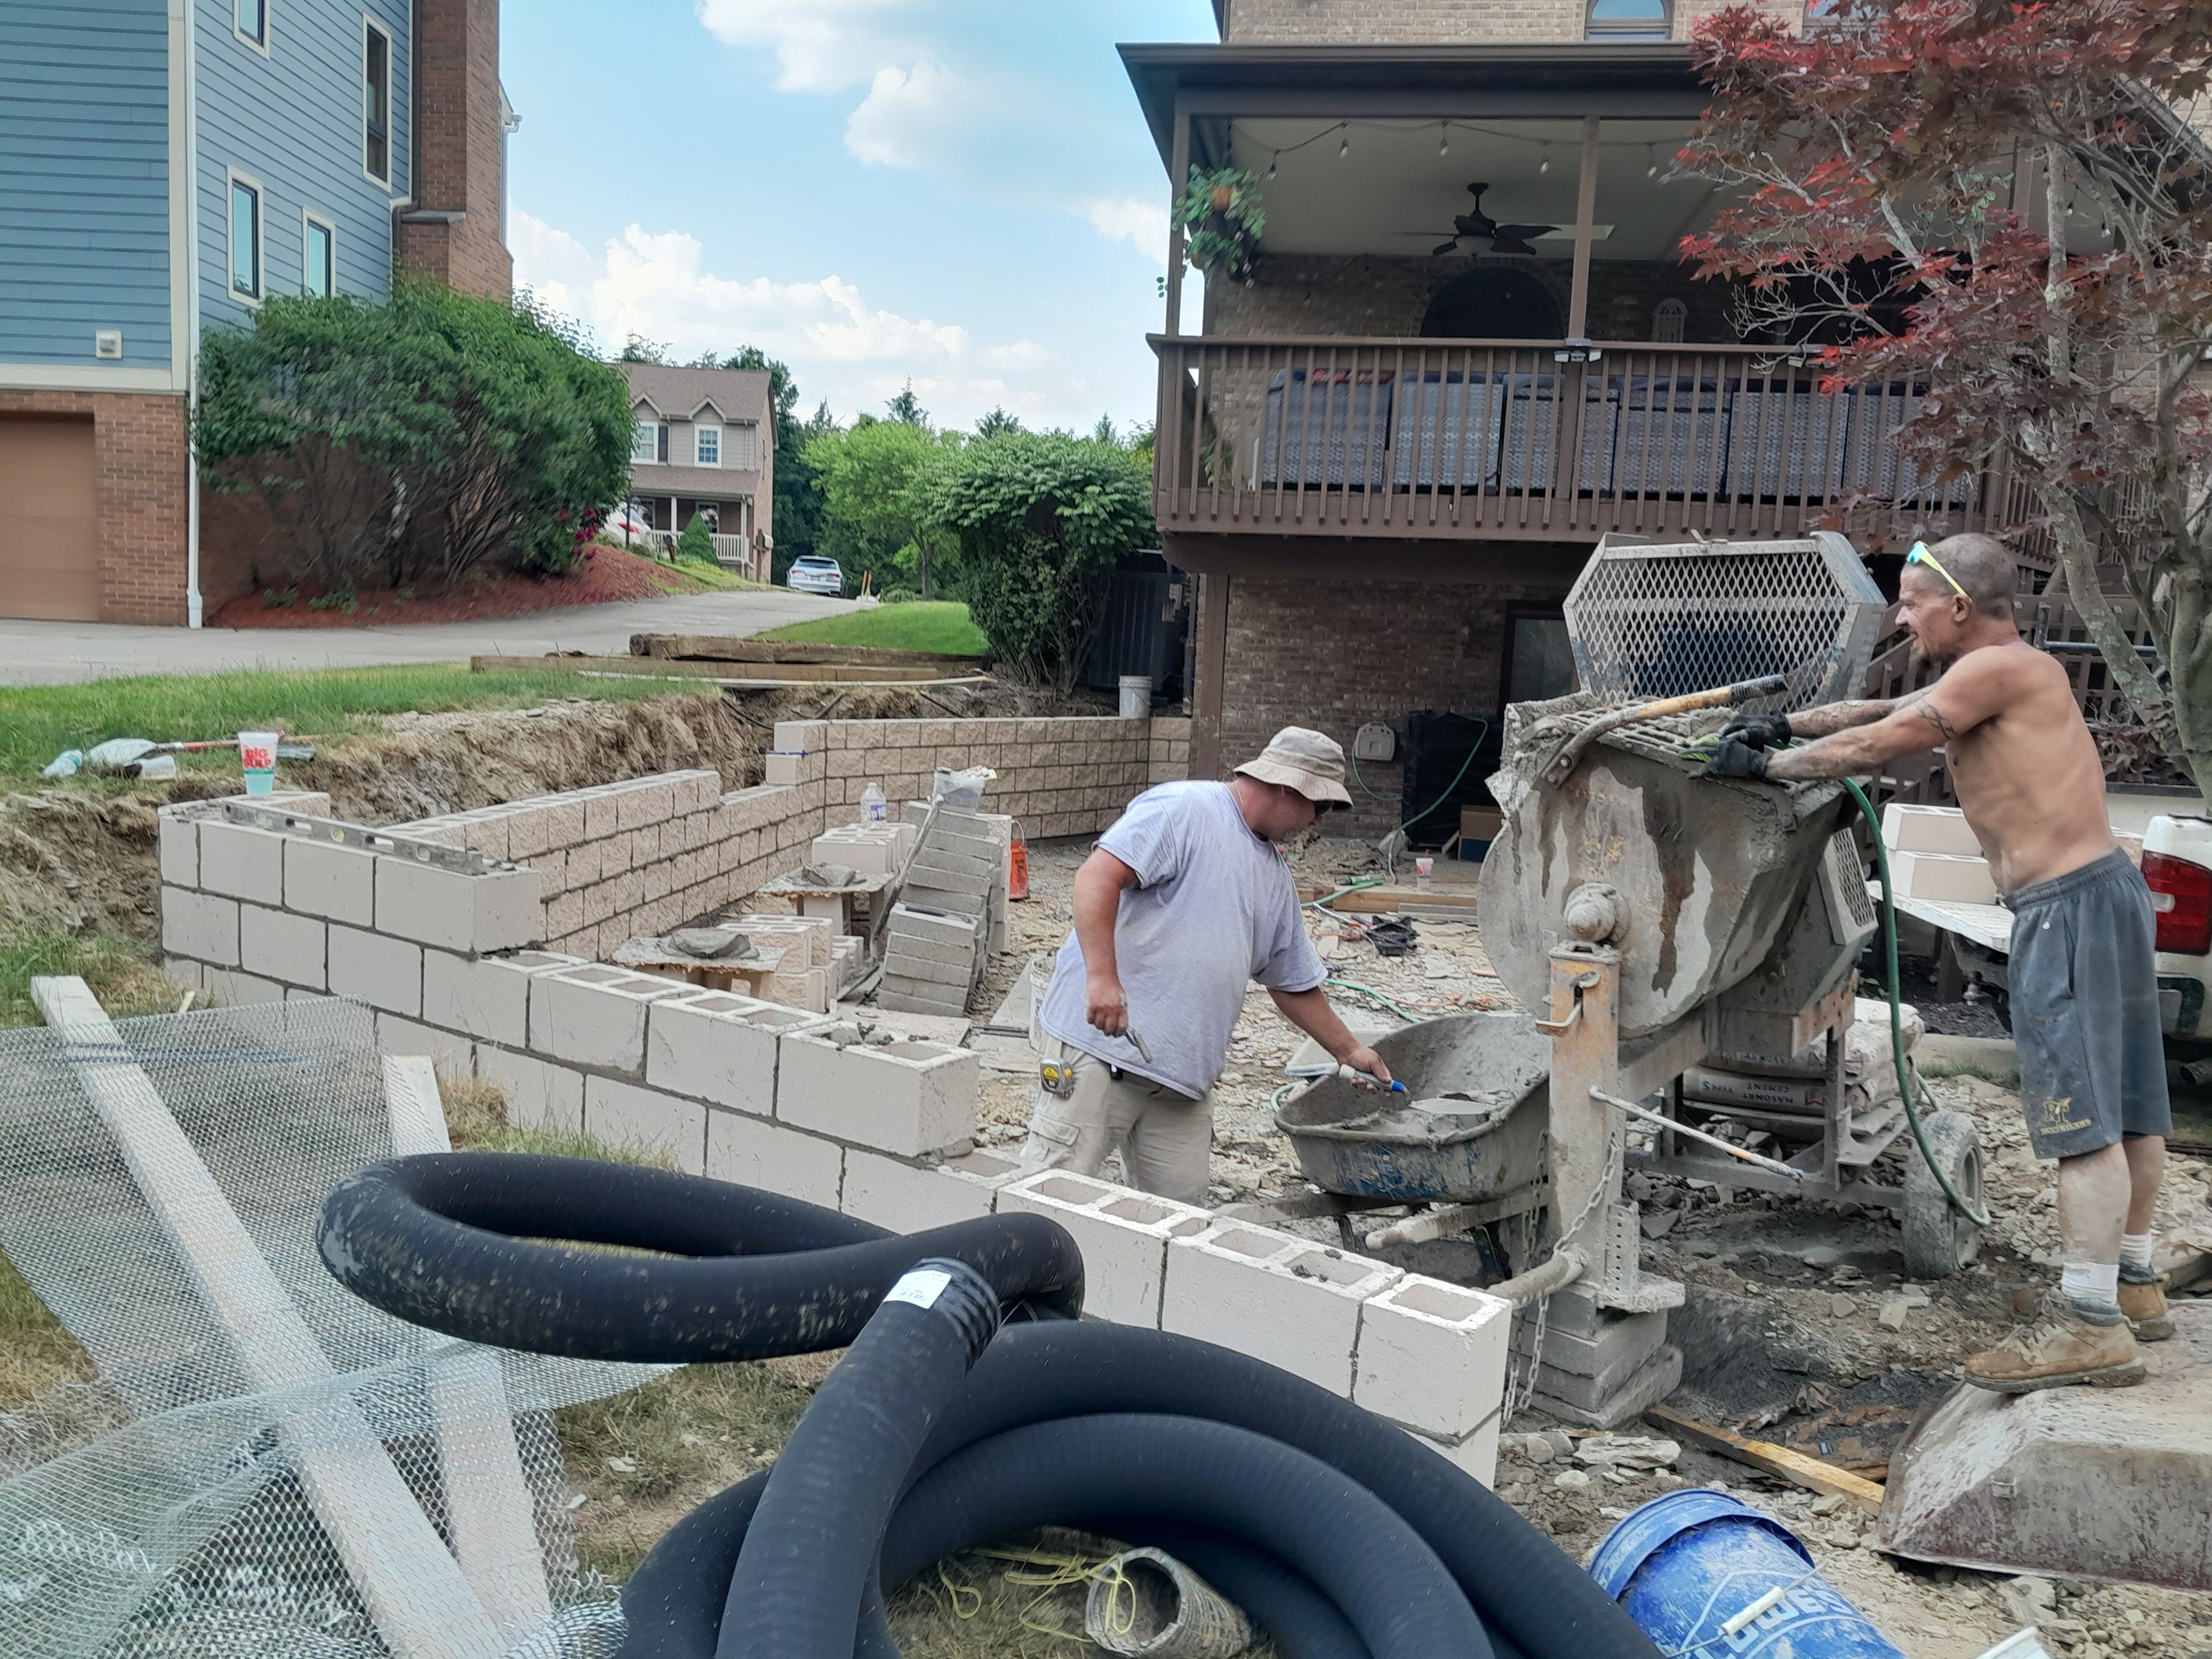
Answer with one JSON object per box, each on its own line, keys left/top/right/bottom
{"left": 319, "top": 1153, "right": 1662, "bottom": 1659}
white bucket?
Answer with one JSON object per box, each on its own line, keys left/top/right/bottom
{"left": 1118, "top": 674, "right": 1152, "bottom": 719}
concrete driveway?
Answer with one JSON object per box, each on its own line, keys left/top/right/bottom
{"left": 0, "top": 588, "right": 857, "bottom": 686}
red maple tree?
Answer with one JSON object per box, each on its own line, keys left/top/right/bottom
{"left": 1683, "top": 0, "right": 2212, "bottom": 782}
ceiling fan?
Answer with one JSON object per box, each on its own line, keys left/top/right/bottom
{"left": 1410, "top": 183, "right": 1559, "bottom": 257}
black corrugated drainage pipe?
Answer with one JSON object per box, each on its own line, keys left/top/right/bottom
{"left": 319, "top": 1153, "right": 1661, "bottom": 1659}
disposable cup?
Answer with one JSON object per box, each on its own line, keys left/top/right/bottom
{"left": 240, "top": 730, "right": 279, "bottom": 796}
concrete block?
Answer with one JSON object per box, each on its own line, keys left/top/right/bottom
{"left": 586, "top": 1076, "right": 707, "bottom": 1174}
{"left": 239, "top": 904, "right": 327, "bottom": 991}
{"left": 728, "top": 914, "right": 833, "bottom": 968}
{"left": 202, "top": 966, "right": 286, "bottom": 1006}
{"left": 1891, "top": 848, "right": 1997, "bottom": 904}
{"left": 423, "top": 948, "right": 586, "bottom": 1047}
{"left": 376, "top": 858, "right": 541, "bottom": 954}
{"left": 646, "top": 994, "right": 828, "bottom": 1116}
{"left": 1881, "top": 802, "right": 1982, "bottom": 857}
{"left": 478, "top": 1045, "right": 584, "bottom": 1134}
{"left": 878, "top": 983, "right": 970, "bottom": 1018}
{"left": 163, "top": 888, "right": 240, "bottom": 967}
{"left": 883, "top": 951, "right": 973, "bottom": 989}
{"left": 1000, "top": 1171, "right": 1212, "bottom": 1328}
{"left": 376, "top": 1013, "right": 474, "bottom": 1076}
{"left": 529, "top": 966, "right": 691, "bottom": 1073}
{"left": 164, "top": 956, "right": 205, "bottom": 991}
{"left": 158, "top": 813, "right": 198, "bottom": 889}
{"left": 284, "top": 837, "right": 377, "bottom": 927}
{"left": 197, "top": 819, "right": 286, "bottom": 905}
{"left": 1163, "top": 1223, "right": 1403, "bottom": 1396}
{"left": 327, "top": 925, "right": 423, "bottom": 1016}
{"left": 705, "top": 1110, "right": 844, "bottom": 1207}
{"left": 1355, "top": 1275, "right": 1512, "bottom": 1439}
{"left": 841, "top": 1148, "right": 1025, "bottom": 1232}
{"left": 777, "top": 1033, "right": 978, "bottom": 1157}
{"left": 1530, "top": 1344, "right": 1684, "bottom": 1430}
{"left": 1511, "top": 1305, "right": 1668, "bottom": 1384}
{"left": 1407, "top": 1412, "right": 1501, "bottom": 1489}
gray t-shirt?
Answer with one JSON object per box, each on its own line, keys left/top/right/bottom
{"left": 1037, "top": 781, "right": 1327, "bottom": 1098}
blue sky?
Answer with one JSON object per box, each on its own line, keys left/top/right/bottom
{"left": 506, "top": 0, "right": 1215, "bottom": 435}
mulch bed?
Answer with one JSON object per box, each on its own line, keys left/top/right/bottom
{"left": 206, "top": 544, "right": 706, "bottom": 629}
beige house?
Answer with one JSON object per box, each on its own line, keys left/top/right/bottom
{"left": 621, "top": 363, "right": 774, "bottom": 580}
{"left": 1126, "top": 1, "right": 2036, "bottom": 834}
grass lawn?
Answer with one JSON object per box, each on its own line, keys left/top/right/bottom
{"left": 757, "top": 600, "right": 987, "bottom": 657}
{"left": 0, "top": 662, "right": 692, "bottom": 786}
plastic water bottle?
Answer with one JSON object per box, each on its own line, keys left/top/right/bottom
{"left": 859, "top": 781, "right": 888, "bottom": 824}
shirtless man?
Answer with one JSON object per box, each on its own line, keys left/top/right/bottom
{"left": 1700, "top": 532, "right": 2171, "bottom": 1391}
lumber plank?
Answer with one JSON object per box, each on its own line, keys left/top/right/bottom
{"left": 29, "top": 978, "right": 504, "bottom": 1659}
{"left": 1644, "top": 1403, "right": 1886, "bottom": 1513}
{"left": 1321, "top": 885, "right": 1483, "bottom": 915}
{"left": 383, "top": 1057, "right": 553, "bottom": 1640}
{"left": 467, "top": 653, "right": 961, "bottom": 685}
{"left": 631, "top": 632, "right": 987, "bottom": 667}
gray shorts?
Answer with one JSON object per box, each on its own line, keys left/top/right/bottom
{"left": 2005, "top": 848, "right": 2173, "bottom": 1159}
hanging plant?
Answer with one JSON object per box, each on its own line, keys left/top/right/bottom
{"left": 1177, "top": 165, "right": 1265, "bottom": 285}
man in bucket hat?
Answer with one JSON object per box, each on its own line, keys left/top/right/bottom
{"left": 1017, "top": 726, "right": 1392, "bottom": 1204}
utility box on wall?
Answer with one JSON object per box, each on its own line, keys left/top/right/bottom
{"left": 1084, "top": 552, "right": 1189, "bottom": 703}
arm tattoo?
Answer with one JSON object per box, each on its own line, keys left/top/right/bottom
{"left": 1787, "top": 698, "right": 1895, "bottom": 738}
{"left": 1910, "top": 699, "right": 1964, "bottom": 743}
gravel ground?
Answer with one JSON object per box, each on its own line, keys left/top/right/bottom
{"left": 975, "top": 829, "right": 2212, "bottom": 1658}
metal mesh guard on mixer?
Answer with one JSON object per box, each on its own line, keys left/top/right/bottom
{"left": 1562, "top": 532, "right": 1887, "bottom": 713}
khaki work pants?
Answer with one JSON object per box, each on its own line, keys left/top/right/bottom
{"left": 1016, "top": 1041, "right": 1213, "bottom": 1206}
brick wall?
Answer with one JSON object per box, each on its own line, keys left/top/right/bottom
{"left": 1213, "top": 569, "right": 1583, "bottom": 835}
{"left": 1220, "top": 0, "right": 1798, "bottom": 41}
{"left": 398, "top": 0, "right": 512, "bottom": 295}
{"left": 0, "top": 390, "right": 189, "bottom": 624}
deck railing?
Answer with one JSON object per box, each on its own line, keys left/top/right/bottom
{"left": 1151, "top": 335, "right": 2022, "bottom": 544}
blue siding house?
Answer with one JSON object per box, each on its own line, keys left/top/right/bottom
{"left": 0, "top": 0, "right": 510, "bottom": 625}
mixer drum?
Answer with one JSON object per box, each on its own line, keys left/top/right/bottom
{"left": 1476, "top": 696, "right": 1851, "bottom": 1039}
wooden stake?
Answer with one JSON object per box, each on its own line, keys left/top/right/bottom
{"left": 1645, "top": 1402, "right": 1886, "bottom": 1513}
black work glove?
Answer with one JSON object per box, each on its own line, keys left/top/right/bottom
{"left": 1695, "top": 734, "right": 1772, "bottom": 779}
{"left": 1718, "top": 710, "right": 1793, "bottom": 750}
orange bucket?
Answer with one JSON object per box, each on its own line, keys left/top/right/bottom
{"left": 1008, "top": 826, "right": 1030, "bottom": 901}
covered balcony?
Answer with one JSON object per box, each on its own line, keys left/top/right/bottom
{"left": 1124, "top": 43, "right": 2024, "bottom": 549}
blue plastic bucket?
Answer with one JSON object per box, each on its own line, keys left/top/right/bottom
{"left": 1587, "top": 1489, "right": 1906, "bottom": 1659}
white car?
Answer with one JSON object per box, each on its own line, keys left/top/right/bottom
{"left": 787, "top": 556, "right": 845, "bottom": 596}
{"left": 2143, "top": 814, "right": 2212, "bottom": 1038}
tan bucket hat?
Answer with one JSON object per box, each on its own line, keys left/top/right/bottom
{"left": 1234, "top": 725, "right": 1353, "bottom": 809}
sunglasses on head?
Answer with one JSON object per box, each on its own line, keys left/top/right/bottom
{"left": 1906, "top": 542, "right": 1970, "bottom": 601}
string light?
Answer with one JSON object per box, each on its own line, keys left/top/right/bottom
{"left": 1266, "top": 151, "right": 1278, "bottom": 181}
{"left": 1539, "top": 143, "right": 1552, "bottom": 175}
{"left": 1339, "top": 126, "right": 1351, "bottom": 159}
{"left": 1439, "top": 124, "right": 1450, "bottom": 157}
{"left": 1647, "top": 144, "right": 1660, "bottom": 179}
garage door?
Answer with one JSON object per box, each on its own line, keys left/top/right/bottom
{"left": 0, "top": 417, "right": 99, "bottom": 621}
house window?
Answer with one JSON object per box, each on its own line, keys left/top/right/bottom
{"left": 632, "top": 420, "right": 660, "bottom": 464}
{"left": 228, "top": 175, "right": 263, "bottom": 301}
{"left": 235, "top": 0, "right": 268, "bottom": 50}
{"left": 1504, "top": 610, "right": 1577, "bottom": 703}
{"left": 1586, "top": 0, "right": 1671, "bottom": 36}
{"left": 364, "top": 18, "right": 393, "bottom": 185}
{"left": 1652, "top": 298, "right": 1687, "bottom": 343}
{"left": 303, "top": 214, "right": 335, "bottom": 297}
{"left": 695, "top": 425, "right": 721, "bottom": 467}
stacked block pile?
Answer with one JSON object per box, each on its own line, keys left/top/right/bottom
{"left": 1882, "top": 802, "right": 2142, "bottom": 905}
{"left": 879, "top": 807, "right": 1008, "bottom": 1017}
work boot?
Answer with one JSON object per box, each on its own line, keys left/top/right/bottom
{"left": 2118, "top": 1265, "right": 2175, "bottom": 1342}
{"left": 1964, "top": 1290, "right": 2144, "bottom": 1393}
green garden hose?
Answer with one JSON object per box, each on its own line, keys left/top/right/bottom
{"left": 1323, "top": 978, "right": 1424, "bottom": 1025}
{"left": 1844, "top": 777, "right": 1994, "bottom": 1226}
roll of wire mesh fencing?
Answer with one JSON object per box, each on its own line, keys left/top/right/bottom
{"left": 1085, "top": 1545, "right": 1254, "bottom": 1657}
{"left": 318, "top": 1151, "right": 1664, "bottom": 1659}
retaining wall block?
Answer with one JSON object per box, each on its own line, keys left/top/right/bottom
{"left": 375, "top": 858, "right": 542, "bottom": 954}
{"left": 645, "top": 993, "right": 828, "bottom": 1116}
{"left": 423, "top": 948, "right": 588, "bottom": 1049}
{"left": 839, "top": 1147, "right": 1026, "bottom": 1233}
{"left": 376, "top": 1013, "right": 475, "bottom": 1077}
{"left": 1162, "top": 1223, "right": 1403, "bottom": 1396}
{"left": 157, "top": 812, "right": 198, "bottom": 888}
{"left": 202, "top": 966, "right": 285, "bottom": 1006}
{"left": 164, "top": 957, "right": 204, "bottom": 991}
{"left": 284, "top": 837, "right": 377, "bottom": 927}
{"left": 999, "top": 1170, "right": 1213, "bottom": 1328}
{"left": 705, "top": 1110, "right": 844, "bottom": 1208}
{"left": 776, "top": 1032, "right": 979, "bottom": 1158}
{"left": 478, "top": 1045, "right": 585, "bottom": 1134}
{"left": 239, "top": 904, "right": 327, "bottom": 991}
{"left": 163, "top": 887, "right": 240, "bottom": 967}
{"left": 327, "top": 924, "right": 424, "bottom": 1016}
{"left": 196, "top": 819, "right": 287, "bottom": 905}
{"left": 1406, "top": 1412, "right": 1501, "bottom": 1489}
{"left": 585, "top": 1077, "right": 707, "bottom": 1175}
{"left": 1353, "top": 1274, "right": 1513, "bottom": 1441}
{"left": 528, "top": 965, "right": 692, "bottom": 1072}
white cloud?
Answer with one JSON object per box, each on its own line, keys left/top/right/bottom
{"left": 692, "top": 0, "right": 919, "bottom": 92}
{"left": 843, "top": 61, "right": 972, "bottom": 170}
{"left": 1085, "top": 198, "right": 1171, "bottom": 268}
{"left": 512, "top": 215, "right": 1090, "bottom": 429}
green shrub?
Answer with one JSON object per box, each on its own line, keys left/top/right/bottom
{"left": 677, "top": 512, "right": 716, "bottom": 564}
{"left": 196, "top": 282, "right": 631, "bottom": 590}
{"left": 878, "top": 586, "right": 917, "bottom": 603}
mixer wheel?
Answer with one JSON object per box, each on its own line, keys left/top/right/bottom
{"left": 1901, "top": 1109, "right": 1984, "bottom": 1279}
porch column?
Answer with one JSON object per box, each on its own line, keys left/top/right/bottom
{"left": 1565, "top": 113, "right": 1602, "bottom": 338}
{"left": 1192, "top": 570, "right": 1231, "bottom": 779}
{"left": 1164, "top": 98, "right": 1190, "bottom": 335}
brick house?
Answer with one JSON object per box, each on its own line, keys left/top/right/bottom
{"left": 620, "top": 364, "right": 776, "bottom": 582}
{"left": 1122, "top": 0, "right": 2037, "bottom": 834}
{"left": 0, "top": 0, "right": 513, "bottom": 626}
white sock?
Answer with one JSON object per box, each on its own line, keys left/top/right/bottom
{"left": 2060, "top": 1260, "right": 2119, "bottom": 1307}
{"left": 2120, "top": 1231, "right": 2156, "bottom": 1273}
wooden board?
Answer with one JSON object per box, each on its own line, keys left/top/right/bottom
{"left": 468, "top": 653, "right": 977, "bottom": 685}
{"left": 1322, "top": 885, "right": 1483, "bottom": 915}
{"left": 383, "top": 1057, "right": 553, "bottom": 1642}
{"left": 30, "top": 979, "right": 503, "bottom": 1659}
{"left": 630, "top": 633, "right": 987, "bottom": 668}
{"left": 1645, "top": 1402, "right": 1886, "bottom": 1513}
